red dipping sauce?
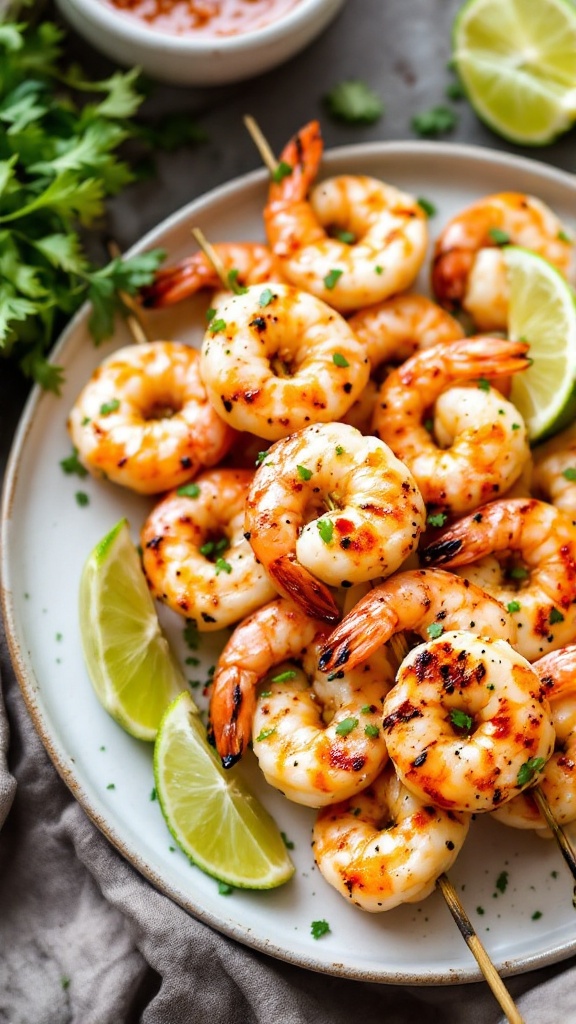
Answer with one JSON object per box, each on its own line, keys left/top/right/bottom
{"left": 104, "top": 0, "right": 304, "bottom": 36}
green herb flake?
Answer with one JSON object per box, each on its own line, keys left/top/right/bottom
{"left": 184, "top": 620, "right": 200, "bottom": 650}
{"left": 424, "top": 418, "right": 434, "bottom": 433}
{"left": 335, "top": 716, "right": 358, "bottom": 736}
{"left": 360, "top": 705, "right": 374, "bottom": 714}
{"left": 99, "top": 398, "right": 120, "bottom": 416}
{"left": 259, "top": 287, "right": 274, "bottom": 307}
{"left": 445, "top": 80, "right": 467, "bottom": 101}
{"left": 488, "top": 227, "right": 511, "bottom": 246}
{"left": 374, "top": 265, "right": 383, "bottom": 275}
{"left": 427, "top": 512, "right": 447, "bottom": 527}
{"left": 106, "top": 783, "right": 115, "bottom": 790}
{"left": 549, "top": 607, "right": 565, "bottom": 624}
{"left": 449, "top": 708, "right": 473, "bottom": 732}
{"left": 417, "top": 196, "right": 437, "bottom": 217}
{"left": 332, "top": 352, "right": 350, "bottom": 368}
{"left": 255, "top": 727, "right": 276, "bottom": 742}
{"left": 177, "top": 483, "right": 201, "bottom": 498}
{"left": 75, "top": 491, "right": 89, "bottom": 507}
{"left": 324, "top": 80, "right": 384, "bottom": 124}
{"left": 259, "top": 690, "right": 272, "bottom": 698}
{"left": 205, "top": 307, "right": 217, "bottom": 323}
{"left": 477, "top": 377, "right": 491, "bottom": 392}
{"left": 364, "top": 723, "right": 380, "bottom": 738}
{"left": 507, "top": 600, "right": 521, "bottom": 613}
{"left": 317, "top": 518, "right": 334, "bottom": 544}
{"left": 426, "top": 622, "right": 444, "bottom": 640}
{"left": 272, "top": 160, "right": 292, "bottom": 183}
{"left": 215, "top": 556, "right": 232, "bottom": 575}
{"left": 210, "top": 318, "right": 227, "bottom": 333}
{"left": 336, "top": 230, "right": 356, "bottom": 244}
{"left": 476, "top": 906, "right": 485, "bottom": 915}
{"left": 517, "top": 757, "right": 546, "bottom": 787}
{"left": 297, "top": 464, "right": 313, "bottom": 481}
{"left": 281, "top": 831, "right": 295, "bottom": 850}
{"left": 311, "top": 918, "right": 331, "bottom": 939}
{"left": 60, "top": 448, "right": 88, "bottom": 478}
{"left": 495, "top": 870, "right": 509, "bottom": 894}
{"left": 61, "top": 977, "right": 70, "bottom": 991}
{"left": 255, "top": 450, "right": 270, "bottom": 466}
{"left": 335, "top": 445, "right": 345, "bottom": 456}
{"left": 532, "top": 910, "right": 543, "bottom": 920}
{"left": 217, "top": 881, "right": 234, "bottom": 895}
{"left": 271, "top": 669, "right": 297, "bottom": 683}
{"left": 562, "top": 467, "right": 576, "bottom": 481}
{"left": 411, "top": 105, "right": 457, "bottom": 137}
{"left": 558, "top": 230, "right": 572, "bottom": 243}
{"left": 509, "top": 566, "right": 529, "bottom": 581}
{"left": 324, "top": 268, "right": 343, "bottom": 290}
{"left": 150, "top": 787, "right": 157, "bottom": 801}
{"left": 227, "top": 268, "right": 248, "bottom": 295}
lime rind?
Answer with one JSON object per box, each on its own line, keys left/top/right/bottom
{"left": 505, "top": 246, "right": 576, "bottom": 443}
{"left": 154, "top": 692, "right": 295, "bottom": 890}
{"left": 79, "top": 519, "right": 187, "bottom": 741}
{"left": 453, "top": 0, "right": 576, "bottom": 144}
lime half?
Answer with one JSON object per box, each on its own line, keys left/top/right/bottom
{"left": 79, "top": 519, "right": 186, "bottom": 741}
{"left": 154, "top": 692, "right": 295, "bottom": 889}
{"left": 506, "top": 247, "right": 576, "bottom": 443}
{"left": 453, "top": 0, "right": 576, "bottom": 145}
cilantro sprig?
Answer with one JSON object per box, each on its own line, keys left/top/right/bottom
{"left": 0, "top": 21, "right": 208, "bottom": 390}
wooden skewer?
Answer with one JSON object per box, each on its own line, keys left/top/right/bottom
{"left": 532, "top": 786, "right": 576, "bottom": 887}
{"left": 243, "top": 114, "right": 278, "bottom": 176}
{"left": 107, "top": 240, "right": 150, "bottom": 345}
{"left": 387, "top": 631, "right": 525, "bottom": 1023}
{"left": 437, "top": 875, "right": 525, "bottom": 1024}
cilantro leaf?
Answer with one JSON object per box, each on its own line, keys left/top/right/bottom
{"left": 324, "top": 80, "right": 384, "bottom": 124}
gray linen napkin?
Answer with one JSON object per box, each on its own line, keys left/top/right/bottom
{"left": 2, "top": 631, "right": 576, "bottom": 1024}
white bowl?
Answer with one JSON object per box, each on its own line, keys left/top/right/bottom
{"left": 55, "top": 0, "right": 346, "bottom": 86}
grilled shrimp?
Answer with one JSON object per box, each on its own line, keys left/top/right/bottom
{"left": 140, "top": 469, "right": 276, "bottom": 630}
{"left": 264, "top": 121, "right": 428, "bottom": 313}
{"left": 313, "top": 762, "right": 470, "bottom": 912}
{"left": 383, "top": 631, "right": 554, "bottom": 812}
{"left": 318, "top": 568, "right": 515, "bottom": 674}
{"left": 421, "top": 498, "right": 576, "bottom": 661}
{"left": 532, "top": 422, "right": 576, "bottom": 514}
{"left": 67, "top": 341, "right": 235, "bottom": 494}
{"left": 372, "top": 336, "right": 531, "bottom": 515}
{"left": 199, "top": 283, "right": 369, "bottom": 441}
{"left": 432, "top": 192, "right": 574, "bottom": 330}
{"left": 244, "top": 421, "right": 426, "bottom": 623}
{"left": 493, "top": 644, "right": 576, "bottom": 832}
{"left": 140, "top": 242, "right": 283, "bottom": 308}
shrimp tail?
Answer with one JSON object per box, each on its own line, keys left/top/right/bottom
{"left": 267, "top": 120, "right": 323, "bottom": 205}
{"left": 209, "top": 665, "right": 259, "bottom": 768}
{"left": 420, "top": 537, "right": 464, "bottom": 565}
{"left": 318, "top": 590, "right": 397, "bottom": 672}
{"left": 268, "top": 553, "right": 341, "bottom": 624}
{"left": 441, "top": 336, "right": 530, "bottom": 381}
{"left": 140, "top": 255, "right": 217, "bottom": 308}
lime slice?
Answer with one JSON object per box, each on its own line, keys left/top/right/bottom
{"left": 505, "top": 246, "right": 576, "bottom": 443}
{"left": 154, "top": 692, "right": 295, "bottom": 889}
{"left": 79, "top": 518, "right": 186, "bottom": 741}
{"left": 453, "top": 0, "right": 576, "bottom": 145}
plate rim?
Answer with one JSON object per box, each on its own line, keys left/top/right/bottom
{"left": 3, "top": 138, "right": 576, "bottom": 986}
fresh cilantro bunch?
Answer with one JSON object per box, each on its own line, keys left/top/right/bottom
{"left": 0, "top": 20, "right": 166, "bottom": 392}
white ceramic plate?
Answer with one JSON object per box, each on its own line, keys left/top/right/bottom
{"left": 3, "top": 141, "right": 576, "bottom": 986}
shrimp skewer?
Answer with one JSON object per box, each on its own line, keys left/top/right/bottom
{"left": 372, "top": 336, "right": 531, "bottom": 516}
{"left": 244, "top": 421, "right": 426, "bottom": 622}
{"left": 382, "top": 630, "right": 554, "bottom": 813}
{"left": 421, "top": 497, "right": 576, "bottom": 661}
{"left": 432, "top": 191, "right": 574, "bottom": 330}
{"left": 263, "top": 121, "right": 428, "bottom": 313}
{"left": 140, "top": 468, "right": 276, "bottom": 630}
{"left": 318, "top": 567, "right": 516, "bottom": 674}
{"left": 140, "top": 242, "right": 283, "bottom": 308}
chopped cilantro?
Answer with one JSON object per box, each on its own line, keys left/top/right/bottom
{"left": 558, "top": 230, "right": 572, "bottom": 243}
{"left": 255, "top": 727, "right": 276, "bottom": 742}
{"left": 260, "top": 690, "right": 272, "bottom": 698}
{"left": 259, "top": 287, "right": 274, "bottom": 307}
{"left": 226, "top": 268, "right": 248, "bottom": 295}
{"left": 324, "top": 80, "right": 384, "bottom": 124}
{"left": 281, "top": 831, "right": 295, "bottom": 850}
{"left": 177, "top": 483, "right": 201, "bottom": 498}
{"left": 75, "top": 491, "right": 89, "bottom": 507}
{"left": 549, "top": 607, "right": 565, "bottom": 624}
{"left": 106, "top": 783, "right": 115, "bottom": 790}
{"left": 61, "top": 977, "right": 70, "bottom": 990}
{"left": 215, "top": 556, "right": 232, "bottom": 575}
{"left": 335, "top": 445, "right": 345, "bottom": 456}
{"left": 532, "top": 910, "right": 542, "bottom": 920}
{"left": 426, "top": 622, "right": 444, "bottom": 640}
{"left": 411, "top": 106, "right": 457, "bottom": 137}
{"left": 445, "top": 80, "right": 467, "bottom": 101}
{"left": 449, "top": 708, "right": 473, "bottom": 732}
{"left": 563, "top": 467, "right": 576, "bottom": 481}
{"left": 332, "top": 352, "right": 350, "bottom": 368}
{"left": 205, "top": 307, "right": 217, "bottom": 323}
{"left": 335, "top": 716, "right": 358, "bottom": 736}
{"left": 272, "top": 160, "right": 292, "bottom": 183}
{"left": 255, "top": 450, "right": 270, "bottom": 466}
{"left": 324, "top": 268, "right": 343, "bottom": 290}
{"left": 417, "top": 197, "right": 437, "bottom": 217}
{"left": 60, "top": 448, "right": 88, "bottom": 478}
{"left": 336, "top": 230, "right": 356, "bottom": 244}
{"left": 183, "top": 620, "right": 200, "bottom": 650}
{"left": 427, "top": 512, "right": 447, "bottom": 527}
{"left": 297, "top": 464, "right": 313, "bottom": 481}
{"left": 99, "top": 398, "right": 120, "bottom": 415}
{"left": 507, "top": 600, "right": 521, "bottom": 613}
{"left": 477, "top": 377, "right": 491, "bottom": 392}
{"left": 488, "top": 227, "right": 511, "bottom": 246}
{"left": 495, "top": 871, "right": 509, "bottom": 894}
{"left": 150, "top": 787, "right": 157, "bottom": 801}
{"left": 210, "top": 318, "right": 226, "bottom": 333}
{"left": 517, "top": 757, "right": 546, "bottom": 787}
{"left": 271, "top": 669, "right": 297, "bottom": 683}
{"left": 317, "top": 518, "right": 334, "bottom": 544}
{"left": 364, "top": 723, "right": 380, "bottom": 738}
{"left": 217, "top": 881, "right": 234, "bottom": 895}
{"left": 311, "top": 918, "right": 331, "bottom": 939}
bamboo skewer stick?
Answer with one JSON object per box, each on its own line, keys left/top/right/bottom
{"left": 107, "top": 240, "right": 150, "bottom": 345}
{"left": 190, "top": 227, "right": 236, "bottom": 292}
{"left": 437, "top": 875, "right": 525, "bottom": 1024}
{"left": 243, "top": 114, "right": 278, "bottom": 176}
{"left": 532, "top": 787, "right": 576, "bottom": 887}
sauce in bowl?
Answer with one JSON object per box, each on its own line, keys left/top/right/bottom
{"left": 104, "top": 0, "right": 304, "bottom": 36}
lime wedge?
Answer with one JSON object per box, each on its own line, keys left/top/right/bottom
{"left": 79, "top": 519, "right": 186, "bottom": 741}
{"left": 154, "top": 692, "right": 295, "bottom": 889}
{"left": 505, "top": 247, "right": 576, "bottom": 443}
{"left": 453, "top": 0, "right": 576, "bottom": 145}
